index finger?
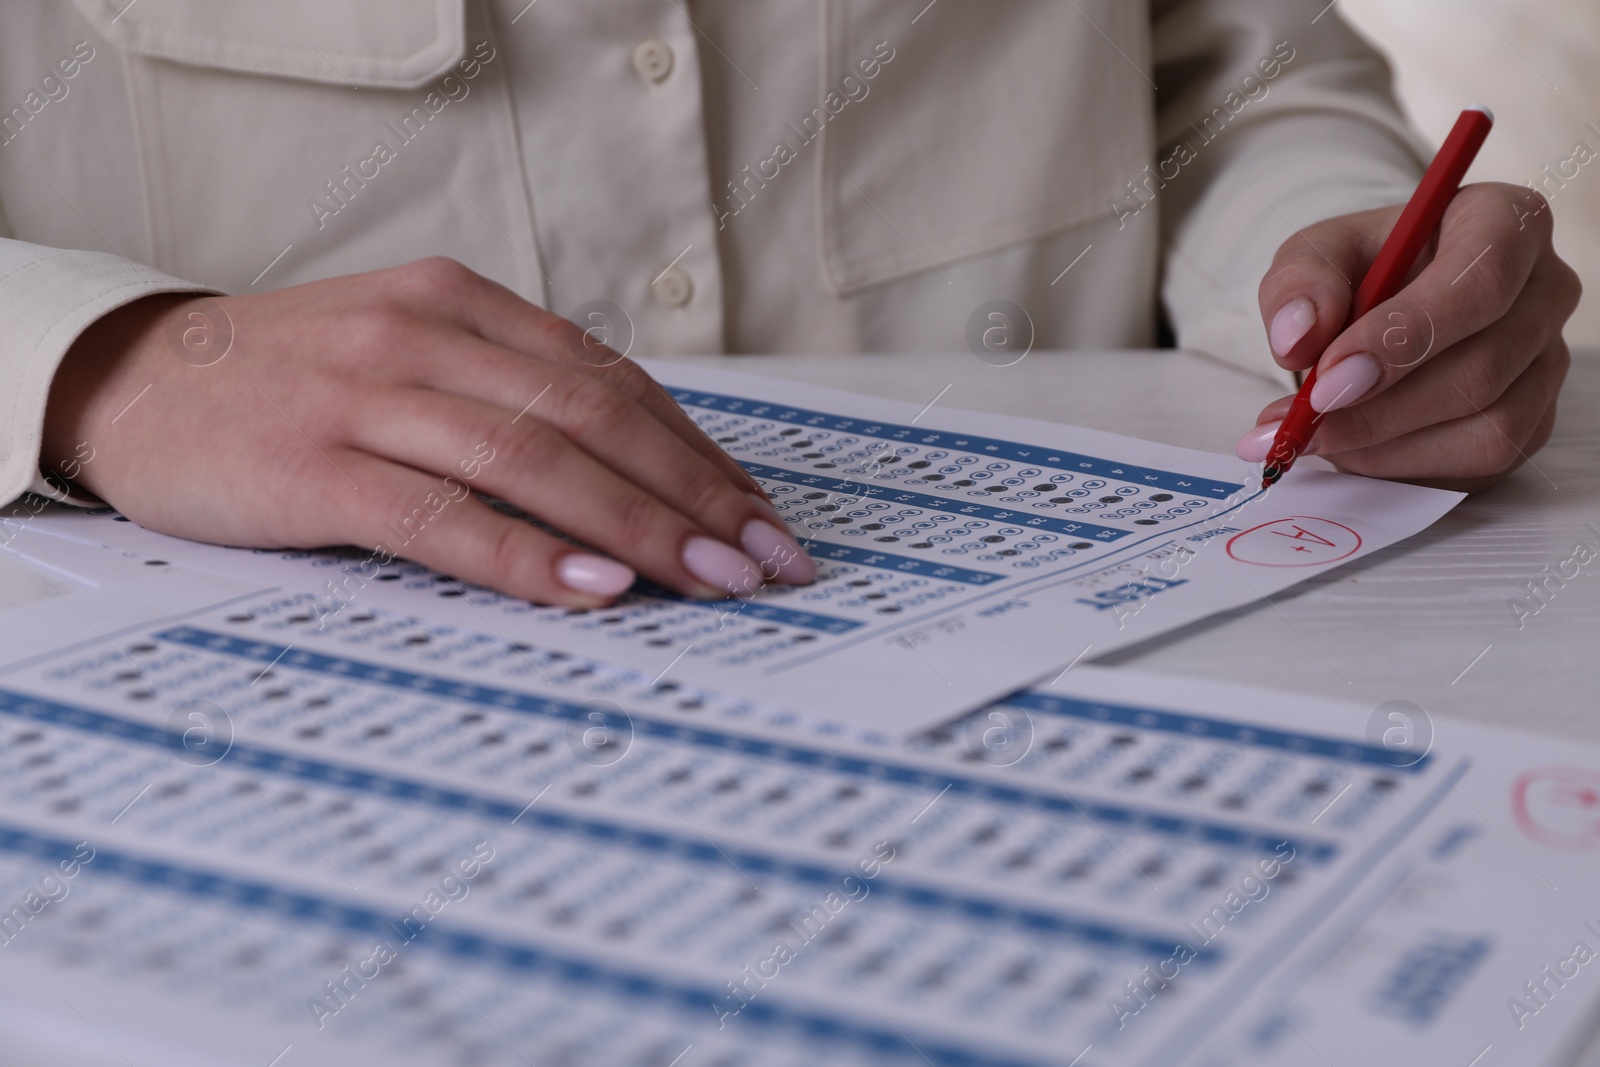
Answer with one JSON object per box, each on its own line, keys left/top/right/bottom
{"left": 1307, "top": 182, "right": 1551, "bottom": 413}
{"left": 438, "top": 265, "right": 775, "bottom": 501}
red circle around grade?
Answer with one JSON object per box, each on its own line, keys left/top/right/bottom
{"left": 1512, "top": 767, "right": 1600, "bottom": 849}
{"left": 1225, "top": 517, "right": 1362, "bottom": 567}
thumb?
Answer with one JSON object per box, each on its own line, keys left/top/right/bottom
{"left": 1257, "top": 208, "right": 1394, "bottom": 372}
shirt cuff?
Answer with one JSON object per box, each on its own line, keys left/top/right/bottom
{"left": 0, "top": 241, "right": 218, "bottom": 508}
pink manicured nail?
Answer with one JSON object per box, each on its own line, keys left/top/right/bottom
{"left": 740, "top": 518, "right": 816, "bottom": 584}
{"left": 682, "top": 536, "right": 763, "bottom": 597}
{"left": 1236, "top": 421, "right": 1281, "bottom": 463}
{"left": 556, "top": 553, "right": 635, "bottom": 598}
{"left": 1309, "top": 354, "right": 1381, "bottom": 413}
{"left": 1269, "top": 299, "right": 1316, "bottom": 359}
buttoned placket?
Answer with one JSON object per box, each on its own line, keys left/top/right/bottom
{"left": 496, "top": 1, "right": 726, "bottom": 354}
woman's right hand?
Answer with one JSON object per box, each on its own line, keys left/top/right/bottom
{"left": 42, "top": 257, "right": 815, "bottom": 607}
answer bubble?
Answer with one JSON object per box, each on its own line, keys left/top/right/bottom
{"left": 165, "top": 299, "right": 234, "bottom": 367}
{"left": 1365, "top": 699, "right": 1433, "bottom": 768}
{"left": 166, "top": 699, "right": 234, "bottom": 767}
{"left": 966, "top": 300, "right": 1034, "bottom": 367}
{"left": 963, "top": 706, "right": 1035, "bottom": 767}
{"left": 566, "top": 299, "right": 633, "bottom": 367}
{"left": 567, "top": 700, "right": 634, "bottom": 767}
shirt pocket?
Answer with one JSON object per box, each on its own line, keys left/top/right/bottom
{"left": 67, "top": 0, "right": 545, "bottom": 299}
{"left": 72, "top": 0, "right": 466, "bottom": 87}
{"left": 818, "top": 0, "right": 1154, "bottom": 294}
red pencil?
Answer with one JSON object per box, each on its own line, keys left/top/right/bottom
{"left": 1261, "top": 106, "right": 1495, "bottom": 485}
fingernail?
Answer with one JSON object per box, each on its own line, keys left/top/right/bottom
{"left": 740, "top": 517, "right": 816, "bottom": 585}
{"left": 556, "top": 553, "right": 635, "bottom": 598}
{"left": 1309, "top": 353, "right": 1381, "bottom": 413}
{"left": 1269, "top": 299, "right": 1317, "bottom": 359}
{"left": 1236, "top": 421, "right": 1281, "bottom": 463}
{"left": 682, "top": 536, "right": 763, "bottom": 597}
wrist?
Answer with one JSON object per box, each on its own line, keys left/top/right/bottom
{"left": 42, "top": 293, "right": 199, "bottom": 497}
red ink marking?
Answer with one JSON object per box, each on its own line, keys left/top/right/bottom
{"left": 1512, "top": 767, "right": 1600, "bottom": 849}
{"left": 1225, "top": 517, "right": 1361, "bottom": 567}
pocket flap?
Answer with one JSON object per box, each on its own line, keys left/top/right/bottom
{"left": 71, "top": 0, "right": 465, "bottom": 88}
{"left": 819, "top": 0, "right": 1152, "bottom": 294}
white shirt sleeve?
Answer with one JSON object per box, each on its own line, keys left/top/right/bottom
{"left": 1152, "top": 0, "right": 1429, "bottom": 383}
{"left": 0, "top": 238, "right": 214, "bottom": 506}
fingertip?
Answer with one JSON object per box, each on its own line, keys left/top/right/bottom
{"left": 739, "top": 516, "right": 817, "bottom": 585}
{"left": 555, "top": 552, "right": 636, "bottom": 601}
{"left": 681, "top": 535, "right": 765, "bottom": 599}
{"left": 1236, "top": 421, "right": 1281, "bottom": 463}
{"left": 1269, "top": 298, "right": 1317, "bottom": 361}
{"left": 1261, "top": 224, "right": 1367, "bottom": 367}
{"left": 1309, "top": 353, "right": 1382, "bottom": 413}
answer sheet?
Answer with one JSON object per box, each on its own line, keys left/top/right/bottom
{"left": 19, "top": 365, "right": 1464, "bottom": 732}
{"left": 0, "top": 563, "right": 1594, "bottom": 1067}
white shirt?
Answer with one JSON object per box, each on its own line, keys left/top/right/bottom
{"left": 0, "top": 0, "right": 1424, "bottom": 504}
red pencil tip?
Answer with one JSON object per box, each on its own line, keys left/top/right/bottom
{"left": 1261, "top": 465, "right": 1280, "bottom": 487}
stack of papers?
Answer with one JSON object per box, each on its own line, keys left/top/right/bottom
{"left": 20, "top": 365, "right": 1466, "bottom": 731}
{"left": 0, "top": 367, "right": 1593, "bottom": 1066}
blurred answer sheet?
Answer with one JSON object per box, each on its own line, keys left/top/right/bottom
{"left": 0, "top": 569, "right": 1594, "bottom": 1066}
{"left": 18, "top": 364, "right": 1463, "bottom": 732}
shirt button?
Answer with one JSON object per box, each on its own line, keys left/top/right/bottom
{"left": 631, "top": 39, "right": 673, "bottom": 85}
{"left": 652, "top": 265, "right": 693, "bottom": 308}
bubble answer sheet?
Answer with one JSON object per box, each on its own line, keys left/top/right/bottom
{"left": 0, "top": 562, "right": 1595, "bottom": 1067}
{"left": 17, "top": 363, "right": 1464, "bottom": 733}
